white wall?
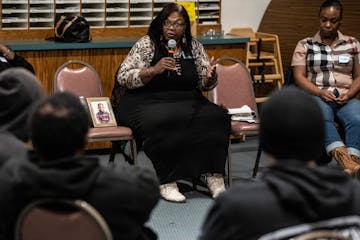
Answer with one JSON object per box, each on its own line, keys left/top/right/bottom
{"left": 221, "top": 0, "right": 271, "bottom": 34}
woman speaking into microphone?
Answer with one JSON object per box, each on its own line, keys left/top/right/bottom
{"left": 112, "top": 3, "right": 230, "bottom": 203}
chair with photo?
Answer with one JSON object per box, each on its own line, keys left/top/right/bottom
{"left": 53, "top": 60, "right": 137, "bottom": 165}
{"left": 208, "top": 56, "right": 262, "bottom": 184}
{"left": 15, "top": 199, "right": 113, "bottom": 240}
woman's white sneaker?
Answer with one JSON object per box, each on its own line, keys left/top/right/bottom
{"left": 159, "top": 182, "right": 186, "bottom": 203}
{"left": 206, "top": 173, "right": 225, "bottom": 198}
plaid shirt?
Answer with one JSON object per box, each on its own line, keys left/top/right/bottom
{"left": 291, "top": 31, "right": 360, "bottom": 94}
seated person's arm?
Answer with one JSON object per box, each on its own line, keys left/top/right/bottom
{"left": 342, "top": 61, "right": 360, "bottom": 101}
{"left": 8, "top": 54, "right": 35, "bottom": 74}
{"left": 192, "top": 40, "right": 217, "bottom": 91}
{"left": 292, "top": 41, "right": 334, "bottom": 101}
{"left": 0, "top": 45, "right": 35, "bottom": 74}
{"left": 293, "top": 65, "right": 322, "bottom": 96}
{"left": 116, "top": 36, "right": 154, "bottom": 89}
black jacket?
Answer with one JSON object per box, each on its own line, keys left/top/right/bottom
{"left": 0, "top": 132, "right": 28, "bottom": 166}
{"left": 0, "top": 153, "right": 160, "bottom": 240}
{"left": 0, "top": 53, "right": 35, "bottom": 74}
{"left": 199, "top": 162, "right": 360, "bottom": 240}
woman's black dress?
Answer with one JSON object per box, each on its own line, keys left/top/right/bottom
{"left": 117, "top": 51, "right": 231, "bottom": 184}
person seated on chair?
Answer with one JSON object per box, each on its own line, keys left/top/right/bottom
{"left": 291, "top": 0, "right": 360, "bottom": 177}
{"left": 96, "top": 102, "right": 110, "bottom": 124}
{"left": 111, "top": 2, "right": 231, "bottom": 203}
{"left": 0, "top": 44, "right": 35, "bottom": 74}
{"left": 0, "top": 68, "right": 44, "bottom": 240}
{"left": 198, "top": 87, "right": 360, "bottom": 240}
{"left": 0, "top": 68, "right": 44, "bottom": 166}
{"left": 0, "top": 92, "right": 160, "bottom": 240}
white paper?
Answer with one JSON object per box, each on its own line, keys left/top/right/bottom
{"left": 228, "top": 105, "right": 256, "bottom": 122}
{"left": 228, "top": 105, "right": 255, "bottom": 116}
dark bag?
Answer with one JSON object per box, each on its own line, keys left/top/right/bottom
{"left": 54, "top": 15, "right": 91, "bottom": 43}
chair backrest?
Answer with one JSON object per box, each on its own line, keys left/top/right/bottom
{"left": 54, "top": 60, "right": 103, "bottom": 97}
{"left": 258, "top": 215, "right": 360, "bottom": 240}
{"left": 15, "top": 199, "right": 113, "bottom": 240}
{"left": 227, "top": 27, "right": 256, "bottom": 39}
{"left": 208, "top": 56, "right": 259, "bottom": 117}
{"left": 292, "top": 230, "right": 347, "bottom": 240}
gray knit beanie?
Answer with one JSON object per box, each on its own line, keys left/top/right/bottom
{"left": 260, "top": 87, "right": 324, "bottom": 161}
{"left": 0, "top": 68, "right": 44, "bottom": 141}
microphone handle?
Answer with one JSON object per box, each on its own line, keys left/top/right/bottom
{"left": 167, "top": 50, "right": 175, "bottom": 78}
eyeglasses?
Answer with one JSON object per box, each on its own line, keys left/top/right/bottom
{"left": 163, "top": 20, "right": 185, "bottom": 29}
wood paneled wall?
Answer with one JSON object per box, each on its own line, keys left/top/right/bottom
{"left": 258, "top": 0, "right": 360, "bottom": 73}
{"left": 18, "top": 44, "right": 247, "bottom": 97}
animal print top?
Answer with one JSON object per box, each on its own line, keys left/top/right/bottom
{"left": 115, "top": 35, "right": 217, "bottom": 91}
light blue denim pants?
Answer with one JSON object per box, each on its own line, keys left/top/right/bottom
{"left": 313, "top": 96, "right": 360, "bottom": 157}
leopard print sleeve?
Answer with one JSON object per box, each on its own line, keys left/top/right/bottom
{"left": 191, "top": 38, "right": 217, "bottom": 91}
{"left": 116, "top": 35, "right": 155, "bottom": 89}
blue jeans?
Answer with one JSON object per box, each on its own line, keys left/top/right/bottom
{"left": 314, "top": 96, "right": 360, "bottom": 157}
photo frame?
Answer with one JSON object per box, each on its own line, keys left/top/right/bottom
{"left": 86, "top": 97, "right": 117, "bottom": 127}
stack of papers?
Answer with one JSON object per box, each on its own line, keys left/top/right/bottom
{"left": 228, "top": 105, "right": 256, "bottom": 123}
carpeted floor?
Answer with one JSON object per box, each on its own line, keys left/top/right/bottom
{"left": 94, "top": 136, "right": 264, "bottom": 240}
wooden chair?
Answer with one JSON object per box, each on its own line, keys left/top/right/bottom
{"left": 15, "top": 199, "right": 113, "bottom": 240}
{"left": 208, "top": 56, "right": 262, "bottom": 184}
{"left": 228, "top": 27, "right": 284, "bottom": 103}
{"left": 54, "top": 60, "right": 137, "bottom": 164}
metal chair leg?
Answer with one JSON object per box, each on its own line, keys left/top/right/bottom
{"left": 130, "top": 138, "right": 137, "bottom": 166}
{"left": 227, "top": 141, "right": 233, "bottom": 186}
{"left": 109, "top": 142, "right": 116, "bottom": 163}
{"left": 252, "top": 144, "right": 262, "bottom": 178}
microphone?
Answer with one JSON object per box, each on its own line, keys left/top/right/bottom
{"left": 167, "top": 39, "right": 176, "bottom": 77}
{"left": 167, "top": 39, "right": 176, "bottom": 57}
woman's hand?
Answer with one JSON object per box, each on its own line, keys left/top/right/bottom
{"left": 205, "top": 56, "right": 217, "bottom": 86}
{"left": 153, "top": 57, "right": 176, "bottom": 75}
{"left": 140, "top": 57, "right": 176, "bottom": 84}
{"left": 0, "top": 44, "right": 14, "bottom": 60}
{"left": 207, "top": 56, "right": 217, "bottom": 78}
{"left": 320, "top": 89, "right": 338, "bottom": 102}
{"left": 336, "top": 93, "right": 349, "bottom": 105}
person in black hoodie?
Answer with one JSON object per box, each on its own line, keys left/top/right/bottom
{"left": 0, "top": 92, "right": 160, "bottom": 240}
{"left": 198, "top": 87, "right": 360, "bottom": 240}
{"left": 0, "top": 68, "right": 44, "bottom": 166}
{"left": 0, "top": 68, "right": 44, "bottom": 240}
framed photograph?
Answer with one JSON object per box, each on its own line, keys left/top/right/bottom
{"left": 86, "top": 97, "right": 117, "bottom": 127}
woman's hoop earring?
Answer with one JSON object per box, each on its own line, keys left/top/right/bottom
{"left": 182, "top": 34, "right": 186, "bottom": 44}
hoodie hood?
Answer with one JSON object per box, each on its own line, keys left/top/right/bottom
{"left": 262, "top": 162, "right": 355, "bottom": 221}
{"left": 16, "top": 153, "right": 100, "bottom": 198}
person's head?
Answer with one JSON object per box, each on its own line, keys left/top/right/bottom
{"left": 0, "top": 68, "right": 44, "bottom": 142}
{"left": 260, "top": 87, "right": 325, "bottom": 163}
{"left": 148, "top": 3, "right": 192, "bottom": 54}
{"left": 319, "top": 0, "right": 343, "bottom": 39}
{"left": 97, "top": 102, "right": 104, "bottom": 111}
{"left": 29, "top": 92, "right": 90, "bottom": 161}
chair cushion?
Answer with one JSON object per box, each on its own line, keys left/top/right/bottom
{"left": 231, "top": 121, "right": 259, "bottom": 135}
{"left": 87, "top": 126, "right": 132, "bottom": 139}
